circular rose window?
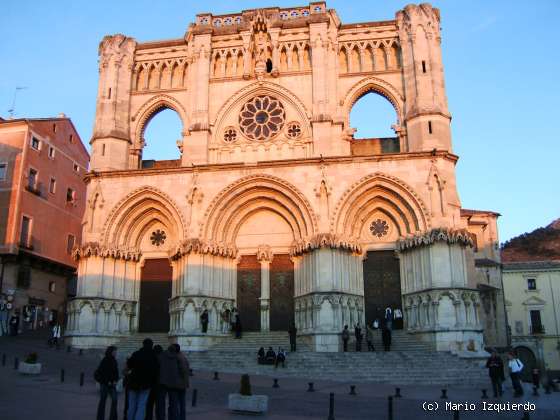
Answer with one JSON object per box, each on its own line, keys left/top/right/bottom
{"left": 239, "top": 95, "right": 285, "bottom": 141}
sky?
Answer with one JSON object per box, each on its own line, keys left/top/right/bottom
{"left": 1, "top": 0, "right": 559, "bottom": 243}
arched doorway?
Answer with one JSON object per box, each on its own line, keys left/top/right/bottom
{"left": 514, "top": 346, "right": 537, "bottom": 382}
{"left": 138, "top": 258, "right": 172, "bottom": 332}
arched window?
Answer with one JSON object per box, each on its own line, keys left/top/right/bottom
{"left": 350, "top": 92, "right": 399, "bottom": 154}
{"left": 141, "top": 108, "right": 183, "bottom": 164}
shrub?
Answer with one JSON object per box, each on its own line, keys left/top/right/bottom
{"left": 24, "top": 352, "right": 38, "bottom": 364}
{"left": 240, "top": 374, "right": 252, "bottom": 396}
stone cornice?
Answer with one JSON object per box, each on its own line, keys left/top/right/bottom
{"left": 396, "top": 228, "right": 474, "bottom": 252}
{"left": 72, "top": 242, "right": 141, "bottom": 262}
{"left": 290, "top": 233, "right": 362, "bottom": 256}
{"left": 170, "top": 238, "right": 237, "bottom": 260}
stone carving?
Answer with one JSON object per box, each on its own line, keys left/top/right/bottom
{"left": 256, "top": 244, "right": 274, "bottom": 262}
{"left": 370, "top": 219, "right": 389, "bottom": 238}
{"left": 150, "top": 230, "right": 166, "bottom": 246}
{"left": 396, "top": 228, "right": 474, "bottom": 252}
{"left": 290, "top": 233, "right": 362, "bottom": 256}
{"left": 170, "top": 238, "right": 237, "bottom": 260}
{"left": 72, "top": 242, "right": 141, "bottom": 262}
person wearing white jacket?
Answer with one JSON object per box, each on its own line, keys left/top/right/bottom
{"left": 507, "top": 352, "right": 524, "bottom": 397}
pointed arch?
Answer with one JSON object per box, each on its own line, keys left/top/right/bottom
{"left": 103, "top": 186, "right": 187, "bottom": 248}
{"left": 338, "top": 47, "right": 348, "bottom": 73}
{"left": 331, "top": 173, "right": 430, "bottom": 239}
{"left": 200, "top": 174, "right": 318, "bottom": 244}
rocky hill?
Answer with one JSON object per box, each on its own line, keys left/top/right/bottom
{"left": 501, "top": 218, "right": 560, "bottom": 262}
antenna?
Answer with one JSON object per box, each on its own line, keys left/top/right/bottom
{"left": 7, "top": 86, "right": 28, "bottom": 119}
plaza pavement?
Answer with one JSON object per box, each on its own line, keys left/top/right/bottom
{"left": 1, "top": 335, "right": 559, "bottom": 420}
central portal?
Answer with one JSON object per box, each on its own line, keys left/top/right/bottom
{"left": 237, "top": 255, "right": 262, "bottom": 331}
{"left": 139, "top": 258, "right": 172, "bottom": 333}
{"left": 270, "top": 254, "right": 294, "bottom": 331}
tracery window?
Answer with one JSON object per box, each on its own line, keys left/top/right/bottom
{"left": 223, "top": 127, "right": 238, "bottom": 143}
{"left": 286, "top": 121, "right": 302, "bottom": 139}
{"left": 150, "top": 230, "right": 166, "bottom": 246}
{"left": 239, "top": 95, "right": 285, "bottom": 141}
{"left": 370, "top": 219, "right": 389, "bottom": 238}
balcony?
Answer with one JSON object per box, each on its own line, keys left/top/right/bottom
{"left": 25, "top": 184, "right": 42, "bottom": 197}
{"left": 530, "top": 325, "right": 545, "bottom": 335}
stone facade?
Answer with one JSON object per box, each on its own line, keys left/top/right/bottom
{"left": 67, "top": 3, "right": 507, "bottom": 352}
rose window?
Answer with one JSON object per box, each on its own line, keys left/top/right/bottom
{"left": 223, "top": 127, "right": 238, "bottom": 143}
{"left": 370, "top": 219, "right": 389, "bottom": 238}
{"left": 150, "top": 230, "right": 166, "bottom": 246}
{"left": 239, "top": 95, "right": 285, "bottom": 141}
{"left": 286, "top": 122, "right": 302, "bottom": 139}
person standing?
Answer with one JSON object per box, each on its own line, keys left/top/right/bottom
{"left": 145, "top": 345, "right": 163, "bottom": 420}
{"left": 157, "top": 345, "right": 188, "bottom": 420}
{"left": 222, "top": 309, "right": 231, "bottom": 334}
{"left": 234, "top": 314, "right": 242, "bottom": 339}
{"left": 507, "top": 352, "right": 524, "bottom": 397}
{"left": 9, "top": 310, "right": 20, "bottom": 336}
{"left": 341, "top": 325, "right": 350, "bottom": 352}
{"left": 200, "top": 309, "right": 209, "bottom": 333}
{"left": 0, "top": 296, "right": 8, "bottom": 336}
{"left": 384, "top": 307, "right": 393, "bottom": 331}
{"left": 485, "top": 351, "right": 504, "bottom": 397}
{"left": 126, "top": 338, "right": 158, "bottom": 420}
{"left": 173, "top": 344, "right": 189, "bottom": 420}
{"left": 382, "top": 326, "right": 392, "bottom": 351}
{"left": 95, "top": 346, "right": 119, "bottom": 420}
{"left": 288, "top": 322, "right": 297, "bottom": 352}
{"left": 354, "top": 323, "right": 362, "bottom": 352}
{"left": 51, "top": 323, "right": 61, "bottom": 347}
{"left": 366, "top": 324, "right": 375, "bottom": 351}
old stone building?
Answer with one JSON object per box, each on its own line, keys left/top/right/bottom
{"left": 67, "top": 2, "right": 507, "bottom": 352}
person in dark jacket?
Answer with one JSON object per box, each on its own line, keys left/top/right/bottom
{"left": 288, "top": 322, "right": 297, "bottom": 352}
{"left": 200, "top": 309, "right": 209, "bottom": 333}
{"left": 354, "top": 323, "right": 362, "bottom": 352}
{"left": 157, "top": 345, "right": 188, "bottom": 420}
{"left": 486, "top": 351, "right": 504, "bottom": 397}
{"left": 341, "top": 325, "right": 350, "bottom": 352}
{"left": 234, "top": 314, "right": 242, "bottom": 339}
{"left": 95, "top": 346, "right": 119, "bottom": 420}
{"left": 126, "top": 338, "right": 158, "bottom": 420}
{"left": 9, "top": 311, "right": 20, "bottom": 336}
{"left": 145, "top": 345, "right": 163, "bottom": 420}
{"left": 381, "top": 326, "right": 392, "bottom": 351}
{"left": 173, "top": 344, "right": 189, "bottom": 420}
{"left": 257, "top": 347, "right": 265, "bottom": 364}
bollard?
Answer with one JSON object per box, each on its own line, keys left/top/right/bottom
{"left": 191, "top": 388, "right": 198, "bottom": 407}
{"left": 388, "top": 396, "right": 393, "bottom": 420}
{"left": 545, "top": 384, "right": 551, "bottom": 394}
{"left": 79, "top": 349, "right": 83, "bottom": 356}
{"left": 66, "top": 345, "right": 71, "bottom": 353}
{"left": 273, "top": 378, "right": 279, "bottom": 388}
{"left": 14, "top": 357, "right": 19, "bottom": 370}
{"left": 327, "top": 392, "right": 335, "bottom": 420}
{"left": 213, "top": 371, "right": 219, "bottom": 381}
{"left": 60, "top": 369, "right": 65, "bottom": 383}
{"left": 394, "top": 387, "right": 402, "bottom": 398}
{"left": 481, "top": 389, "right": 488, "bottom": 399}
{"left": 189, "top": 368, "right": 194, "bottom": 377}
{"left": 532, "top": 386, "right": 539, "bottom": 397}
{"left": 521, "top": 411, "right": 530, "bottom": 420}
{"left": 80, "top": 372, "right": 85, "bottom": 387}
{"left": 307, "top": 382, "right": 315, "bottom": 392}
{"left": 2, "top": 354, "right": 5, "bottom": 367}
{"left": 349, "top": 385, "right": 356, "bottom": 395}
{"left": 453, "top": 410, "right": 460, "bottom": 420}
{"left": 440, "top": 389, "right": 448, "bottom": 399}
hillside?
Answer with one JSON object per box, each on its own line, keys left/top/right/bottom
{"left": 501, "top": 218, "right": 560, "bottom": 262}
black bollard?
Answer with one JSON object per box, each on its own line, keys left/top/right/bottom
{"left": 388, "top": 396, "right": 393, "bottom": 420}
{"left": 327, "top": 392, "right": 335, "bottom": 420}
{"left": 521, "top": 411, "right": 530, "bottom": 420}
{"left": 2, "top": 353, "right": 5, "bottom": 366}
{"left": 80, "top": 372, "right": 85, "bottom": 387}
{"left": 79, "top": 349, "right": 83, "bottom": 356}
{"left": 66, "top": 345, "right": 71, "bottom": 353}
{"left": 307, "top": 382, "right": 315, "bottom": 392}
{"left": 453, "top": 410, "right": 460, "bottom": 420}
{"left": 349, "top": 385, "right": 356, "bottom": 395}
{"left": 394, "top": 387, "right": 402, "bottom": 398}
{"left": 440, "top": 389, "right": 448, "bottom": 399}
{"left": 60, "top": 369, "right": 65, "bottom": 383}
{"left": 189, "top": 368, "right": 194, "bottom": 377}
{"left": 481, "top": 389, "right": 488, "bottom": 399}
{"left": 273, "top": 378, "right": 279, "bottom": 388}
{"left": 191, "top": 388, "right": 198, "bottom": 407}
{"left": 545, "top": 384, "right": 551, "bottom": 394}
{"left": 213, "top": 371, "right": 219, "bottom": 380}
{"left": 532, "top": 386, "right": 539, "bottom": 397}
{"left": 14, "top": 357, "right": 19, "bottom": 370}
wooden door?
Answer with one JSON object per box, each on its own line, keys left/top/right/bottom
{"left": 270, "top": 254, "right": 294, "bottom": 331}
{"left": 363, "top": 250, "right": 402, "bottom": 328}
{"left": 237, "top": 255, "right": 261, "bottom": 331}
{"left": 139, "top": 258, "right": 172, "bottom": 333}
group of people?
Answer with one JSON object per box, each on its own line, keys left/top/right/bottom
{"left": 200, "top": 308, "right": 243, "bottom": 338}
{"left": 95, "top": 338, "right": 189, "bottom": 420}
{"left": 341, "top": 321, "right": 392, "bottom": 352}
{"left": 486, "top": 350, "right": 526, "bottom": 398}
{"left": 257, "top": 347, "right": 287, "bottom": 368}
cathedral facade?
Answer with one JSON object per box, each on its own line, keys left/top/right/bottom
{"left": 67, "top": 3, "right": 507, "bottom": 352}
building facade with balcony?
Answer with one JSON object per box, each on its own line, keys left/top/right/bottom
{"left": 503, "top": 261, "right": 560, "bottom": 378}
{"left": 0, "top": 116, "right": 89, "bottom": 332}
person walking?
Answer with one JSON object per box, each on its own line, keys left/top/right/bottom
{"left": 354, "top": 323, "right": 362, "bottom": 352}
{"left": 9, "top": 310, "right": 20, "bottom": 336}
{"left": 126, "top": 338, "right": 158, "bottom": 420}
{"left": 486, "top": 350, "right": 504, "bottom": 397}
{"left": 51, "top": 323, "right": 62, "bottom": 347}
{"left": 157, "top": 345, "right": 188, "bottom": 420}
{"left": 366, "top": 324, "right": 375, "bottom": 351}
{"left": 381, "top": 326, "right": 392, "bottom": 351}
{"left": 288, "top": 322, "right": 297, "bottom": 352}
{"left": 341, "top": 325, "right": 350, "bottom": 352}
{"left": 95, "top": 346, "right": 119, "bottom": 420}
{"left": 173, "top": 344, "right": 189, "bottom": 420}
{"left": 200, "top": 309, "right": 209, "bottom": 333}
{"left": 145, "top": 345, "right": 163, "bottom": 420}
{"left": 507, "top": 352, "right": 524, "bottom": 397}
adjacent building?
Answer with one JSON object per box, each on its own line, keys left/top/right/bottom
{"left": 0, "top": 116, "right": 89, "bottom": 330}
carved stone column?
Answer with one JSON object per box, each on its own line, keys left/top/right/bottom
{"left": 257, "top": 245, "right": 273, "bottom": 332}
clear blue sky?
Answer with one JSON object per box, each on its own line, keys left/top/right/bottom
{"left": 1, "top": 1, "right": 559, "bottom": 243}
